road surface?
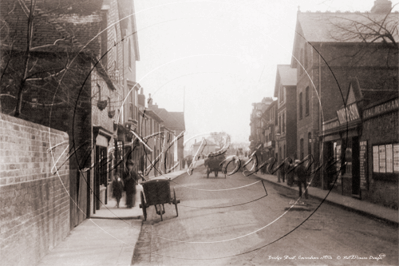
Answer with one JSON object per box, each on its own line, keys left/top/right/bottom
{"left": 132, "top": 165, "right": 398, "bottom": 266}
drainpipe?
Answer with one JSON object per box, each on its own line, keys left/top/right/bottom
{"left": 319, "top": 47, "right": 324, "bottom": 189}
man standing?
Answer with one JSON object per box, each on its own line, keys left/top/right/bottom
{"left": 123, "top": 160, "right": 138, "bottom": 208}
{"left": 294, "top": 159, "right": 309, "bottom": 199}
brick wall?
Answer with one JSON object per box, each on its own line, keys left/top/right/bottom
{"left": 0, "top": 114, "right": 70, "bottom": 266}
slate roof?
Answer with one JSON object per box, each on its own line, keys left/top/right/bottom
{"left": 151, "top": 107, "right": 185, "bottom": 132}
{"left": 342, "top": 77, "right": 398, "bottom": 109}
{"left": 277, "top": 65, "right": 297, "bottom": 86}
{"left": 296, "top": 11, "right": 399, "bottom": 43}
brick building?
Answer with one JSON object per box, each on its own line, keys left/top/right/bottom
{"left": 262, "top": 100, "right": 278, "bottom": 160}
{"left": 274, "top": 65, "right": 297, "bottom": 163}
{"left": 148, "top": 99, "right": 186, "bottom": 172}
{"left": 0, "top": 0, "right": 141, "bottom": 225}
{"left": 291, "top": 0, "right": 398, "bottom": 188}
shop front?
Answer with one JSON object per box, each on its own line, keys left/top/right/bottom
{"left": 321, "top": 101, "right": 362, "bottom": 198}
{"left": 361, "top": 97, "right": 398, "bottom": 209}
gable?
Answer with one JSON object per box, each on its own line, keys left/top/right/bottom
{"left": 346, "top": 84, "right": 357, "bottom": 105}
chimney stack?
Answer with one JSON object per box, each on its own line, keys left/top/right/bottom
{"left": 148, "top": 93, "right": 153, "bottom": 107}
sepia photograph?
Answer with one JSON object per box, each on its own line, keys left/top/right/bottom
{"left": 0, "top": 0, "right": 398, "bottom": 265}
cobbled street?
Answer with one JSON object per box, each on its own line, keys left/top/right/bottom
{"left": 133, "top": 165, "right": 398, "bottom": 266}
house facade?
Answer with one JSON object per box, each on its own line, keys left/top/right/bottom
{"left": 0, "top": 0, "right": 141, "bottom": 225}
{"left": 274, "top": 65, "right": 297, "bottom": 163}
{"left": 262, "top": 100, "right": 278, "bottom": 161}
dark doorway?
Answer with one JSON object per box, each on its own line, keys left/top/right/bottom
{"left": 352, "top": 137, "right": 360, "bottom": 197}
{"left": 94, "top": 146, "right": 108, "bottom": 212}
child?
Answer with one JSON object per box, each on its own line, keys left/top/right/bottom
{"left": 112, "top": 173, "right": 124, "bottom": 208}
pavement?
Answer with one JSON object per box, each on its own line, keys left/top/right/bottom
{"left": 254, "top": 172, "right": 399, "bottom": 226}
{"left": 35, "top": 164, "right": 202, "bottom": 266}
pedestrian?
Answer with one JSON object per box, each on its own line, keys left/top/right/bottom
{"left": 285, "top": 158, "right": 295, "bottom": 187}
{"left": 111, "top": 173, "right": 124, "bottom": 208}
{"left": 278, "top": 160, "right": 286, "bottom": 183}
{"left": 123, "top": 160, "right": 139, "bottom": 208}
{"left": 294, "top": 159, "right": 309, "bottom": 199}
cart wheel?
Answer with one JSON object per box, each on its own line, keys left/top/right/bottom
{"left": 173, "top": 188, "right": 179, "bottom": 217}
{"left": 140, "top": 191, "right": 147, "bottom": 221}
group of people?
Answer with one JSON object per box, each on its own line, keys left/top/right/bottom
{"left": 111, "top": 160, "right": 143, "bottom": 208}
{"left": 278, "top": 158, "right": 310, "bottom": 199}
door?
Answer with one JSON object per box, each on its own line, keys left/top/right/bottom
{"left": 94, "top": 146, "right": 108, "bottom": 212}
{"left": 352, "top": 137, "right": 361, "bottom": 197}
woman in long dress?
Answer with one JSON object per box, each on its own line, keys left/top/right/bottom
{"left": 123, "top": 160, "right": 138, "bottom": 208}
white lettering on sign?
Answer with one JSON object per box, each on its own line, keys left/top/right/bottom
{"left": 337, "top": 103, "right": 360, "bottom": 124}
{"left": 363, "top": 98, "right": 398, "bottom": 119}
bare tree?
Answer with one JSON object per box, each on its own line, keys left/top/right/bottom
{"left": 328, "top": 7, "right": 399, "bottom": 67}
{"left": 0, "top": 0, "right": 105, "bottom": 118}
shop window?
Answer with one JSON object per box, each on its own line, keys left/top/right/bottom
{"left": 300, "top": 138, "right": 304, "bottom": 160}
{"left": 373, "top": 143, "right": 399, "bottom": 174}
{"left": 308, "top": 132, "right": 312, "bottom": 156}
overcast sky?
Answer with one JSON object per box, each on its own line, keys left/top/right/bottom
{"left": 134, "top": 0, "right": 398, "bottom": 143}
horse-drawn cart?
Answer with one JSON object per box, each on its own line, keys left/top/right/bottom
{"left": 139, "top": 179, "right": 180, "bottom": 221}
{"left": 205, "top": 154, "right": 226, "bottom": 178}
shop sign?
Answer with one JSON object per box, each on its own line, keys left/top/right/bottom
{"left": 336, "top": 103, "right": 360, "bottom": 124}
{"left": 359, "top": 141, "right": 368, "bottom": 190}
{"left": 363, "top": 98, "right": 398, "bottom": 119}
{"left": 323, "top": 119, "right": 340, "bottom": 132}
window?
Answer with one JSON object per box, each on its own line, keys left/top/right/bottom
{"left": 284, "top": 144, "right": 286, "bottom": 159}
{"left": 97, "top": 84, "right": 101, "bottom": 100}
{"left": 299, "top": 92, "right": 303, "bottom": 120}
{"left": 304, "top": 44, "right": 308, "bottom": 70}
{"left": 374, "top": 143, "right": 399, "bottom": 174}
{"left": 278, "top": 116, "right": 281, "bottom": 134}
{"left": 280, "top": 87, "right": 285, "bottom": 103}
{"left": 300, "top": 138, "right": 304, "bottom": 160}
{"left": 108, "top": 97, "right": 111, "bottom": 112}
{"left": 130, "top": 103, "right": 134, "bottom": 119}
{"left": 308, "top": 132, "right": 312, "bottom": 156}
{"left": 282, "top": 112, "right": 285, "bottom": 134}
{"left": 128, "top": 39, "right": 132, "bottom": 68}
{"left": 299, "top": 48, "right": 303, "bottom": 76}
{"left": 305, "top": 86, "right": 310, "bottom": 116}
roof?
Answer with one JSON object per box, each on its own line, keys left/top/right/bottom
{"left": 151, "top": 107, "right": 186, "bottom": 132}
{"left": 343, "top": 77, "right": 398, "bottom": 109}
{"left": 145, "top": 109, "right": 163, "bottom": 123}
{"left": 274, "top": 65, "right": 297, "bottom": 97}
{"left": 296, "top": 11, "right": 399, "bottom": 43}
{"left": 291, "top": 10, "right": 399, "bottom": 67}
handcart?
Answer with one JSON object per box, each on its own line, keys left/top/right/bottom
{"left": 139, "top": 179, "right": 180, "bottom": 221}
{"left": 205, "top": 155, "right": 226, "bottom": 178}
